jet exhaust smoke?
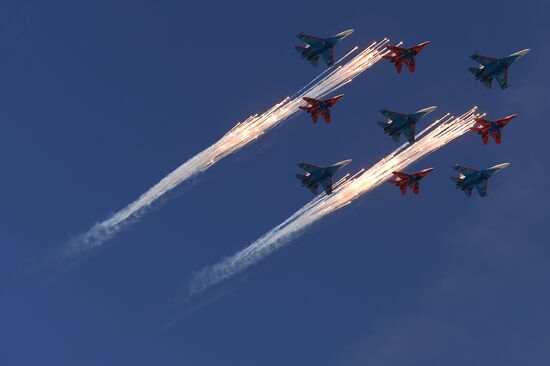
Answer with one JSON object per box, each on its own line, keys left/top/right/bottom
{"left": 189, "top": 108, "right": 480, "bottom": 295}
{"left": 63, "top": 40, "right": 391, "bottom": 259}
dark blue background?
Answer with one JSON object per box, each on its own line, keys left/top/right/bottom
{"left": 1, "top": 0, "right": 548, "bottom": 365}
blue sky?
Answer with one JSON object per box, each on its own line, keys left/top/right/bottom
{"left": 1, "top": 0, "right": 549, "bottom": 365}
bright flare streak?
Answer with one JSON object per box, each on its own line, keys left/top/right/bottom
{"left": 189, "top": 108, "right": 479, "bottom": 295}
{"left": 64, "top": 40, "right": 391, "bottom": 259}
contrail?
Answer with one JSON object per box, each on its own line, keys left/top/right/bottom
{"left": 63, "top": 39, "right": 391, "bottom": 259}
{"left": 189, "top": 108, "right": 480, "bottom": 295}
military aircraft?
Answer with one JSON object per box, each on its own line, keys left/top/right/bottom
{"left": 295, "top": 29, "right": 354, "bottom": 67}
{"left": 469, "top": 49, "right": 529, "bottom": 89}
{"left": 377, "top": 106, "right": 437, "bottom": 143}
{"left": 451, "top": 163, "right": 510, "bottom": 197}
{"left": 299, "top": 94, "right": 344, "bottom": 123}
{"left": 387, "top": 168, "right": 434, "bottom": 195}
{"left": 383, "top": 41, "right": 431, "bottom": 73}
{"left": 470, "top": 114, "right": 517, "bottom": 145}
{"left": 295, "top": 159, "right": 352, "bottom": 195}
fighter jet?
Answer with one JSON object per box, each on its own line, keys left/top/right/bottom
{"left": 451, "top": 163, "right": 510, "bottom": 197}
{"left": 295, "top": 159, "right": 352, "bottom": 195}
{"left": 377, "top": 106, "right": 437, "bottom": 144}
{"left": 469, "top": 49, "right": 530, "bottom": 89}
{"left": 383, "top": 41, "right": 430, "bottom": 73}
{"left": 470, "top": 114, "right": 517, "bottom": 145}
{"left": 387, "top": 168, "right": 434, "bottom": 195}
{"left": 295, "top": 29, "right": 354, "bottom": 67}
{"left": 299, "top": 94, "right": 344, "bottom": 123}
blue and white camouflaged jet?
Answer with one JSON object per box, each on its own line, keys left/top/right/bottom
{"left": 377, "top": 106, "right": 437, "bottom": 144}
{"left": 469, "top": 49, "right": 529, "bottom": 89}
{"left": 295, "top": 159, "right": 352, "bottom": 195}
{"left": 451, "top": 163, "right": 510, "bottom": 197}
{"left": 295, "top": 29, "right": 354, "bottom": 67}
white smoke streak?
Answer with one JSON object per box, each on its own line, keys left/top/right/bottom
{"left": 64, "top": 40, "right": 391, "bottom": 259}
{"left": 190, "top": 108, "right": 480, "bottom": 295}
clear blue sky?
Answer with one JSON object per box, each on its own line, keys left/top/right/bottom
{"left": 1, "top": 0, "right": 549, "bottom": 365}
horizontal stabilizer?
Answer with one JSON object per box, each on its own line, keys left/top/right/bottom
{"left": 295, "top": 173, "right": 309, "bottom": 183}
{"left": 468, "top": 66, "right": 482, "bottom": 75}
{"left": 377, "top": 120, "right": 389, "bottom": 128}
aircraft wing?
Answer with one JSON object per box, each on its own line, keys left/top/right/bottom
{"left": 380, "top": 109, "right": 405, "bottom": 120}
{"left": 392, "top": 171, "right": 409, "bottom": 179}
{"left": 319, "top": 48, "right": 335, "bottom": 66}
{"left": 298, "top": 162, "right": 322, "bottom": 173}
{"left": 302, "top": 97, "right": 320, "bottom": 105}
{"left": 495, "top": 68, "right": 509, "bottom": 89}
{"left": 297, "top": 33, "right": 325, "bottom": 46}
{"left": 474, "top": 117, "right": 491, "bottom": 125}
{"left": 320, "top": 176, "right": 333, "bottom": 195}
{"left": 402, "top": 124, "right": 416, "bottom": 143}
{"left": 454, "top": 165, "right": 479, "bottom": 176}
{"left": 475, "top": 179, "right": 489, "bottom": 197}
{"left": 387, "top": 45, "right": 404, "bottom": 54}
{"left": 471, "top": 53, "right": 497, "bottom": 66}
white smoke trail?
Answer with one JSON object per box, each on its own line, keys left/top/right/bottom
{"left": 189, "top": 108, "right": 480, "bottom": 295}
{"left": 63, "top": 40, "right": 391, "bottom": 259}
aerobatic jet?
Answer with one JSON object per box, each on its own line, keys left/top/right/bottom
{"left": 451, "top": 163, "right": 510, "bottom": 197}
{"left": 377, "top": 106, "right": 437, "bottom": 144}
{"left": 383, "top": 41, "right": 430, "bottom": 73}
{"left": 295, "top": 29, "right": 354, "bottom": 67}
{"left": 387, "top": 168, "right": 434, "bottom": 195}
{"left": 299, "top": 94, "right": 344, "bottom": 123}
{"left": 468, "top": 49, "right": 529, "bottom": 89}
{"left": 470, "top": 114, "right": 517, "bottom": 145}
{"left": 295, "top": 159, "right": 352, "bottom": 195}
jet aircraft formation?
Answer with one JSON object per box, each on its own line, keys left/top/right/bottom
{"left": 293, "top": 29, "right": 528, "bottom": 197}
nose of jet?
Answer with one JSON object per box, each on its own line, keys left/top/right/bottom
{"left": 336, "top": 159, "right": 352, "bottom": 168}
{"left": 491, "top": 162, "right": 511, "bottom": 172}
{"left": 419, "top": 40, "right": 431, "bottom": 48}
{"left": 511, "top": 49, "right": 530, "bottom": 58}
{"left": 417, "top": 105, "right": 438, "bottom": 114}
{"left": 336, "top": 29, "right": 354, "bottom": 39}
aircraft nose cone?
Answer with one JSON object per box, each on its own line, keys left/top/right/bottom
{"left": 337, "top": 159, "right": 352, "bottom": 168}
{"left": 512, "top": 49, "right": 530, "bottom": 58}
{"left": 417, "top": 106, "right": 438, "bottom": 114}
{"left": 492, "top": 162, "right": 511, "bottom": 171}
{"left": 337, "top": 29, "right": 354, "bottom": 38}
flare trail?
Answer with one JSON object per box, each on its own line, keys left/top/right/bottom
{"left": 190, "top": 108, "right": 479, "bottom": 295}
{"left": 64, "top": 40, "right": 391, "bottom": 258}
